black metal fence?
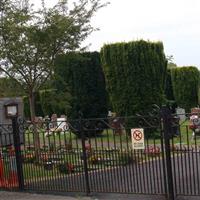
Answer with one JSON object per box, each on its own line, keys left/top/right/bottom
{"left": 1, "top": 106, "right": 200, "bottom": 200}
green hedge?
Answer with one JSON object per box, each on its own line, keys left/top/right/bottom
{"left": 54, "top": 51, "right": 108, "bottom": 119}
{"left": 171, "top": 66, "right": 200, "bottom": 112}
{"left": 100, "top": 40, "right": 167, "bottom": 116}
{"left": 165, "top": 69, "right": 175, "bottom": 101}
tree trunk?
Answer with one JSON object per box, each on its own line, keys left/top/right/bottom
{"left": 29, "top": 92, "right": 40, "bottom": 163}
{"left": 29, "top": 92, "right": 36, "bottom": 122}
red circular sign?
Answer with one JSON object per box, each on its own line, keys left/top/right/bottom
{"left": 133, "top": 130, "right": 143, "bottom": 141}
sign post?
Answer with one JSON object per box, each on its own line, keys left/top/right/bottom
{"left": 131, "top": 128, "right": 145, "bottom": 150}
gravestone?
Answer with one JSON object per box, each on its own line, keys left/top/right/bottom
{"left": 0, "top": 97, "right": 24, "bottom": 146}
{"left": 51, "top": 114, "right": 57, "bottom": 128}
{"left": 176, "top": 107, "right": 186, "bottom": 121}
{"left": 191, "top": 107, "right": 200, "bottom": 115}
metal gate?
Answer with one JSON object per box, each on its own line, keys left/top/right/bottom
{"left": 0, "top": 105, "right": 200, "bottom": 200}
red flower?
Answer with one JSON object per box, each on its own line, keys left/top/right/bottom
{"left": 67, "top": 163, "right": 74, "bottom": 172}
{"left": 189, "top": 124, "right": 196, "bottom": 130}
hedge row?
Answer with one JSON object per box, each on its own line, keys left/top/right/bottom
{"left": 19, "top": 42, "right": 200, "bottom": 119}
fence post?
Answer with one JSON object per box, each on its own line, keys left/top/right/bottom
{"left": 12, "top": 116, "right": 24, "bottom": 190}
{"left": 161, "top": 106, "right": 175, "bottom": 200}
{"left": 79, "top": 112, "right": 90, "bottom": 195}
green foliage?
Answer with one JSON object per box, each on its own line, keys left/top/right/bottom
{"left": 165, "top": 69, "right": 175, "bottom": 101}
{"left": 100, "top": 40, "right": 167, "bottom": 116}
{"left": 168, "top": 62, "right": 177, "bottom": 69}
{"left": 0, "top": 77, "right": 24, "bottom": 97}
{"left": 54, "top": 52, "right": 108, "bottom": 119}
{"left": 171, "top": 66, "right": 200, "bottom": 112}
{"left": 23, "top": 96, "right": 31, "bottom": 119}
{"left": 23, "top": 88, "right": 71, "bottom": 118}
{"left": 39, "top": 89, "right": 71, "bottom": 117}
{"left": 35, "top": 92, "right": 44, "bottom": 117}
{"left": 0, "top": 0, "right": 106, "bottom": 120}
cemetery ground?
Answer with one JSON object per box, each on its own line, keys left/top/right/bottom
{"left": 2, "top": 119, "right": 197, "bottom": 182}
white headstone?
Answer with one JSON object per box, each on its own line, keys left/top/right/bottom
{"left": 176, "top": 107, "right": 186, "bottom": 121}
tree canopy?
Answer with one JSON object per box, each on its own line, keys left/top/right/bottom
{"left": 0, "top": 0, "right": 106, "bottom": 120}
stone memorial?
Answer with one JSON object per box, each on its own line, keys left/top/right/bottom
{"left": 176, "top": 107, "right": 186, "bottom": 121}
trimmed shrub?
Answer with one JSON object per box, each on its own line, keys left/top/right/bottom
{"left": 54, "top": 51, "right": 108, "bottom": 119}
{"left": 100, "top": 40, "right": 167, "bottom": 116}
{"left": 165, "top": 69, "right": 175, "bottom": 101}
{"left": 171, "top": 66, "right": 200, "bottom": 112}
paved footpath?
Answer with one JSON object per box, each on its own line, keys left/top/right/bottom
{"left": 0, "top": 191, "right": 166, "bottom": 200}
{"left": 1, "top": 191, "right": 200, "bottom": 200}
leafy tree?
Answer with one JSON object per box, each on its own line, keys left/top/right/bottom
{"left": 39, "top": 89, "right": 72, "bottom": 117}
{"left": 0, "top": 77, "right": 24, "bottom": 97}
{"left": 171, "top": 66, "right": 200, "bottom": 112}
{"left": 0, "top": 0, "right": 106, "bottom": 121}
{"left": 0, "top": 0, "right": 106, "bottom": 154}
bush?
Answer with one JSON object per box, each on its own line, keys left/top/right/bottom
{"left": 171, "top": 66, "right": 200, "bottom": 112}
{"left": 101, "top": 40, "right": 167, "bottom": 116}
{"left": 54, "top": 52, "right": 108, "bottom": 119}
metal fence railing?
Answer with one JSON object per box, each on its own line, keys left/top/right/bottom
{"left": 1, "top": 107, "right": 200, "bottom": 199}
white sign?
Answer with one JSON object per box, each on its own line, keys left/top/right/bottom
{"left": 131, "top": 128, "right": 145, "bottom": 150}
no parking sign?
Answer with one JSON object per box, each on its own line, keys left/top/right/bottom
{"left": 131, "top": 128, "right": 145, "bottom": 150}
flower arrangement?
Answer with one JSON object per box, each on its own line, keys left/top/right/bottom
{"left": 23, "top": 153, "right": 36, "bottom": 163}
{"left": 144, "top": 146, "right": 160, "bottom": 156}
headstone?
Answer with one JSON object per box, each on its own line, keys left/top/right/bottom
{"left": 35, "top": 116, "right": 43, "bottom": 129}
{"left": 191, "top": 107, "right": 200, "bottom": 115}
{"left": 111, "top": 117, "right": 123, "bottom": 135}
{"left": 176, "top": 107, "right": 186, "bottom": 121}
{"left": 57, "top": 117, "right": 68, "bottom": 132}
{"left": 60, "top": 114, "right": 67, "bottom": 119}
{"left": 51, "top": 114, "right": 57, "bottom": 128}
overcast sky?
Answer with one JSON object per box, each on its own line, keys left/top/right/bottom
{"left": 33, "top": 0, "right": 200, "bottom": 68}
